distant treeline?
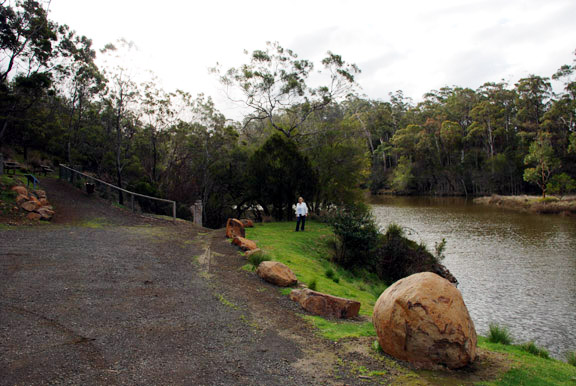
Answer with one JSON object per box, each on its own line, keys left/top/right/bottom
{"left": 1, "top": 1, "right": 575, "bottom": 227}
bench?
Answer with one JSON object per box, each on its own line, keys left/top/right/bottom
{"left": 40, "top": 165, "right": 54, "bottom": 175}
{"left": 3, "top": 161, "right": 21, "bottom": 175}
{"left": 25, "top": 174, "right": 39, "bottom": 189}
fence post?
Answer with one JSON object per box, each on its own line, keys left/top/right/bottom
{"left": 172, "top": 202, "right": 177, "bottom": 222}
{"left": 131, "top": 194, "right": 134, "bottom": 212}
{"left": 192, "top": 200, "right": 202, "bottom": 226}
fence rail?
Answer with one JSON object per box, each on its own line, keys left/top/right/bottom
{"left": 59, "top": 164, "right": 177, "bottom": 222}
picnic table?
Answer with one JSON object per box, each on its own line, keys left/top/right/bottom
{"left": 3, "top": 161, "right": 21, "bottom": 174}
{"left": 40, "top": 165, "right": 54, "bottom": 175}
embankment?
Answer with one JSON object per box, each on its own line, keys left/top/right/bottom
{"left": 474, "top": 194, "right": 576, "bottom": 215}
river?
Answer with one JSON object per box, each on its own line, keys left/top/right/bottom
{"left": 369, "top": 196, "right": 576, "bottom": 359}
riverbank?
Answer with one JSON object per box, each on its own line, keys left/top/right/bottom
{"left": 246, "top": 221, "right": 576, "bottom": 384}
{"left": 473, "top": 194, "right": 576, "bottom": 215}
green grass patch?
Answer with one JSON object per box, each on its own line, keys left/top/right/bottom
{"left": 216, "top": 293, "right": 238, "bottom": 310}
{"left": 519, "top": 341, "right": 550, "bottom": 359}
{"left": 79, "top": 217, "right": 111, "bottom": 228}
{"left": 303, "top": 315, "right": 375, "bottom": 341}
{"left": 567, "top": 351, "right": 576, "bottom": 367}
{"left": 477, "top": 337, "right": 576, "bottom": 385}
{"left": 247, "top": 250, "right": 270, "bottom": 270}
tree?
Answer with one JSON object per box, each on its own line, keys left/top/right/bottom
{"left": 248, "top": 133, "right": 317, "bottom": 220}
{"left": 214, "top": 41, "right": 360, "bottom": 138}
{"left": 523, "top": 131, "right": 560, "bottom": 197}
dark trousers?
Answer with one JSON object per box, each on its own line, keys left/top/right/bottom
{"left": 295, "top": 215, "right": 306, "bottom": 231}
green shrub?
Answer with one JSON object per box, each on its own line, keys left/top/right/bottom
{"left": 308, "top": 278, "right": 317, "bottom": 291}
{"left": 566, "top": 351, "right": 576, "bottom": 366}
{"left": 487, "top": 323, "right": 513, "bottom": 345}
{"left": 247, "top": 251, "right": 270, "bottom": 271}
{"left": 325, "top": 268, "right": 335, "bottom": 279}
{"left": 332, "top": 277, "right": 340, "bottom": 284}
{"left": 520, "top": 341, "right": 550, "bottom": 359}
{"left": 372, "top": 340, "right": 384, "bottom": 354}
{"left": 547, "top": 172, "right": 576, "bottom": 198}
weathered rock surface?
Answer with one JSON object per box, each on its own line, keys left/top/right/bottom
{"left": 26, "top": 212, "right": 42, "bottom": 221}
{"left": 21, "top": 201, "right": 39, "bottom": 212}
{"left": 226, "top": 218, "right": 245, "bottom": 238}
{"left": 241, "top": 219, "right": 254, "bottom": 228}
{"left": 372, "top": 272, "right": 476, "bottom": 369}
{"left": 244, "top": 248, "right": 262, "bottom": 257}
{"left": 16, "top": 194, "right": 29, "bottom": 205}
{"left": 290, "top": 288, "right": 361, "bottom": 319}
{"left": 11, "top": 186, "right": 28, "bottom": 196}
{"left": 256, "top": 261, "right": 297, "bottom": 287}
{"left": 232, "top": 236, "right": 257, "bottom": 251}
{"left": 37, "top": 207, "right": 55, "bottom": 220}
{"left": 32, "top": 189, "right": 47, "bottom": 199}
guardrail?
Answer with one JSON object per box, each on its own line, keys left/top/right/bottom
{"left": 59, "top": 164, "right": 177, "bottom": 222}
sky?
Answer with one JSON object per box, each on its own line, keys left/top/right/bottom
{"left": 49, "top": 0, "right": 576, "bottom": 119}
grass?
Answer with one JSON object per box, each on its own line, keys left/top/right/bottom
{"left": 302, "top": 315, "right": 375, "bottom": 341}
{"left": 246, "top": 250, "right": 270, "bottom": 270}
{"left": 487, "top": 323, "right": 513, "bottom": 345}
{"left": 474, "top": 194, "right": 576, "bottom": 215}
{"left": 478, "top": 337, "right": 576, "bottom": 385}
{"left": 566, "top": 351, "right": 576, "bottom": 367}
{"left": 519, "top": 341, "right": 550, "bottom": 359}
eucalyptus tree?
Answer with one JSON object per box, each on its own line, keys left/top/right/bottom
{"left": 523, "top": 131, "right": 559, "bottom": 197}
{"left": 213, "top": 41, "right": 360, "bottom": 138}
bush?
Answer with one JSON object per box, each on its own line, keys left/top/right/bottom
{"left": 520, "top": 341, "right": 550, "bottom": 359}
{"left": 308, "top": 278, "right": 318, "bottom": 291}
{"left": 487, "top": 323, "right": 513, "bottom": 345}
{"left": 327, "top": 203, "right": 380, "bottom": 268}
{"left": 547, "top": 173, "right": 576, "bottom": 198}
{"left": 566, "top": 351, "right": 576, "bottom": 366}
{"left": 325, "top": 268, "right": 335, "bottom": 279}
{"left": 247, "top": 251, "right": 270, "bottom": 271}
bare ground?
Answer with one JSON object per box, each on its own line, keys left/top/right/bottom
{"left": 0, "top": 178, "right": 512, "bottom": 385}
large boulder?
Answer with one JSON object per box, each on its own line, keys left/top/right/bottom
{"left": 290, "top": 288, "right": 361, "bottom": 319}
{"left": 226, "top": 218, "right": 245, "bottom": 238}
{"left": 256, "top": 261, "right": 297, "bottom": 287}
{"left": 373, "top": 272, "right": 476, "bottom": 369}
{"left": 232, "top": 236, "right": 257, "bottom": 251}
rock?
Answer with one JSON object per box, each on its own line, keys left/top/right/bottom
{"left": 256, "top": 261, "right": 298, "bottom": 287}
{"left": 39, "top": 198, "right": 50, "bottom": 206}
{"left": 32, "top": 189, "right": 47, "bottom": 199}
{"left": 29, "top": 195, "right": 42, "bottom": 206}
{"left": 226, "top": 218, "right": 245, "bottom": 238}
{"left": 241, "top": 219, "right": 254, "bottom": 228}
{"left": 244, "top": 248, "right": 262, "bottom": 257}
{"left": 232, "top": 236, "right": 258, "bottom": 251}
{"left": 290, "top": 288, "right": 361, "bottom": 319}
{"left": 37, "top": 207, "right": 55, "bottom": 220}
{"left": 372, "top": 272, "right": 476, "bottom": 369}
{"left": 11, "top": 185, "right": 28, "bottom": 196}
{"left": 27, "top": 212, "right": 42, "bottom": 221}
{"left": 20, "top": 201, "right": 39, "bottom": 212}
{"left": 16, "top": 194, "right": 29, "bottom": 205}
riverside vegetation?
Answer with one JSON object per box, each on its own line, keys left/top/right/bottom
{"left": 246, "top": 219, "right": 576, "bottom": 384}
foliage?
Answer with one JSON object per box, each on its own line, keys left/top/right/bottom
{"left": 248, "top": 133, "right": 317, "bottom": 220}
{"left": 487, "top": 323, "right": 513, "bottom": 345}
{"left": 307, "top": 277, "right": 318, "bottom": 291}
{"left": 523, "top": 131, "right": 560, "bottom": 197}
{"left": 546, "top": 173, "right": 576, "bottom": 198}
{"left": 247, "top": 250, "right": 269, "bottom": 271}
{"left": 567, "top": 351, "right": 576, "bottom": 367}
{"left": 434, "top": 238, "right": 447, "bottom": 261}
{"left": 519, "top": 341, "right": 550, "bottom": 359}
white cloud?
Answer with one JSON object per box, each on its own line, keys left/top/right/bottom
{"left": 49, "top": 0, "right": 576, "bottom": 118}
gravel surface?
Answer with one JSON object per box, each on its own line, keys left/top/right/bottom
{"left": 0, "top": 179, "right": 315, "bottom": 385}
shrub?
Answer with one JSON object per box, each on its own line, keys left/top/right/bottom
{"left": 547, "top": 173, "right": 576, "bottom": 198}
{"left": 328, "top": 203, "right": 380, "bottom": 268}
{"left": 325, "top": 268, "right": 335, "bottom": 279}
{"left": 487, "top": 323, "right": 513, "bottom": 345}
{"left": 247, "top": 251, "right": 270, "bottom": 271}
{"left": 332, "top": 277, "right": 340, "bottom": 284}
{"left": 566, "top": 351, "right": 576, "bottom": 366}
{"left": 308, "top": 278, "right": 317, "bottom": 291}
{"left": 520, "top": 341, "right": 550, "bottom": 359}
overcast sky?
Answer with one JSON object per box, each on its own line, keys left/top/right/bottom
{"left": 49, "top": 0, "right": 576, "bottom": 119}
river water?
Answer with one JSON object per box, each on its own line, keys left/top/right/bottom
{"left": 369, "top": 196, "right": 576, "bottom": 359}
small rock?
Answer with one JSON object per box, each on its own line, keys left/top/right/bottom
{"left": 16, "top": 194, "right": 29, "bottom": 205}
{"left": 11, "top": 185, "right": 28, "bottom": 196}
{"left": 244, "top": 248, "right": 262, "bottom": 257}
{"left": 232, "top": 236, "right": 257, "bottom": 251}
{"left": 27, "top": 212, "right": 42, "bottom": 221}
{"left": 226, "top": 218, "right": 246, "bottom": 238}
{"left": 39, "top": 198, "right": 50, "bottom": 206}
{"left": 290, "top": 288, "right": 361, "bottom": 319}
{"left": 241, "top": 219, "right": 254, "bottom": 228}
{"left": 32, "top": 189, "right": 47, "bottom": 199}
{"left": 21, "top": 201, "right": 40, "bottom": 212}
{"left": 37, "top": 207, "right": 55, "bottom": 220}
{"left": 256, "top": 261, "right": 297, "bottom": 287}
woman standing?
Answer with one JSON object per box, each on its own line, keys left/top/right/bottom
{"left": 295, "top": 197, "right": 308, "bottom": 232}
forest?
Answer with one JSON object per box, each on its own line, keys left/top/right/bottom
{"left": 1, "top": 1, "right": 575, "bottom": 227}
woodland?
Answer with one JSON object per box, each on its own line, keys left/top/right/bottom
{"left": 1, "top": 1, "right": 575, "bottom": 227}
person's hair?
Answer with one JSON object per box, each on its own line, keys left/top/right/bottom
{"left": 298, "top": 196, "right": 304, "bottom": 201}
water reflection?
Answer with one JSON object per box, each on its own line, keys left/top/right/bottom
{"left": 370, "top": 196, "right": 576, "bottom": 359}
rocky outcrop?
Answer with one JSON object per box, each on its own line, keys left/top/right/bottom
{"left": 226, "top": 218, "right": 245, "bottom": 238}
{"left": 290, "top": 288, "right": 361, "bottom": 319}
{"left": 372, "top": 272, "right": 476, "bottom": 369}
{"left": 232, "top": 236, "right": 258, "bottom": 251}
{"left": 256, "top": 261, "right": 298, "bottom": 287}
{"left": 10, "top": 185, "right": 54, "bottom": 221}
